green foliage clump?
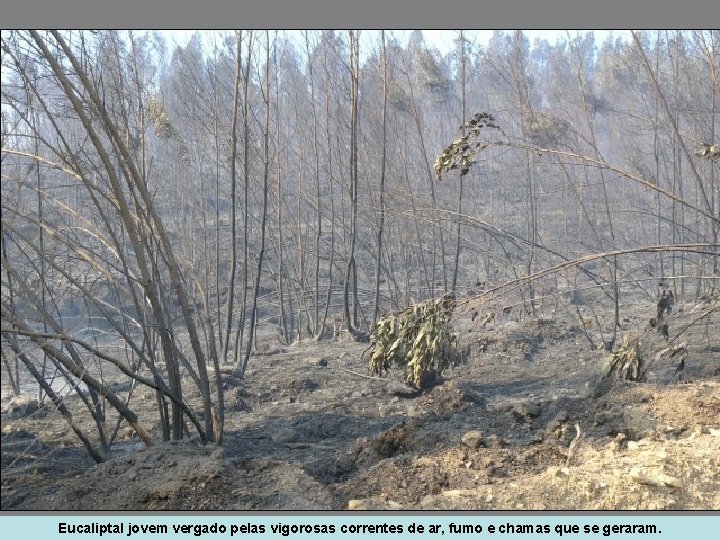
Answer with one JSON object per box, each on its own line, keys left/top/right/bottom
{"left": 369, "top": 295, "right": 468, "bottom": 389}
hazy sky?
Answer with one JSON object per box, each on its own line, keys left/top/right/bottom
{"left": 164, "top": 29, "right": 630, "bottom": 57}
{"left": 417, "top": 30, "right": 628, "bottom": 50}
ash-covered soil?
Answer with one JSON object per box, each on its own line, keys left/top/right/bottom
{"left": 2, "top": 298, "right": 718, "bottom": 510}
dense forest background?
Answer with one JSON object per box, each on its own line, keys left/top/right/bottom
{"left": 1, "top": 30, "right": 718, "bottom": 454}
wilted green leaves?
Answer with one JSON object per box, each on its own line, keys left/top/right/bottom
{"left": 602, "top": 336, "right": 645, "bottom": 382}
{"left": 369, "top": 295, "right": 468, "bottom": 389}
{"left": 433, "top": 111, "right": 500, "bottom": 180}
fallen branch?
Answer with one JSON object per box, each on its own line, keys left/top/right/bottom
{"left": 337, "top": 366, "right": 417, "bottom": 392}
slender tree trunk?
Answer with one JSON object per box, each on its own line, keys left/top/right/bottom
{"left": 316, "top": 38, "right": 338, "bottom": 340}
{"left": 239, "top": 31, "right": 272, "bottom": 376}
{"left": 373, "top": 31, "right": 389, "bottom": 326}
{"left": 273, "top": 35, "right": 289, "bottom": 343}
{"left": 233, "top": 31, "right": 253, "bottom": 366}
{"left": 452, "top": 31, "right": 467, "bottom": 293}
{"left": 343, "top": 31, "right": 364, "bottom": 339}
{"left": 222, "top": 31, "right": 243, "bottom": 364}
{"left": 304, "top": 33, "right": 324, "bottom": 337}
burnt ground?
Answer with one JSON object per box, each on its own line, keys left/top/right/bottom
{"left": 1, "top": 297, "right": 719, "bottom": 510}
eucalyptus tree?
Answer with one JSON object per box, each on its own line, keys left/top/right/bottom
{"left": 372, "top": 31, "right": 389, "bottom": 326}
{"left": 342, "top": 30, "right": 364, "bottom": 339}
{"left": 2, "top": 31, "right": 221, "bottom": 455}
{"left": 238, "top": 30, "right": 272, "bottom": 376}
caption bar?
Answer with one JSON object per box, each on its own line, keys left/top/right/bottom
{"left": 55, "top": 518, "right": 677, "bottom": 538}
